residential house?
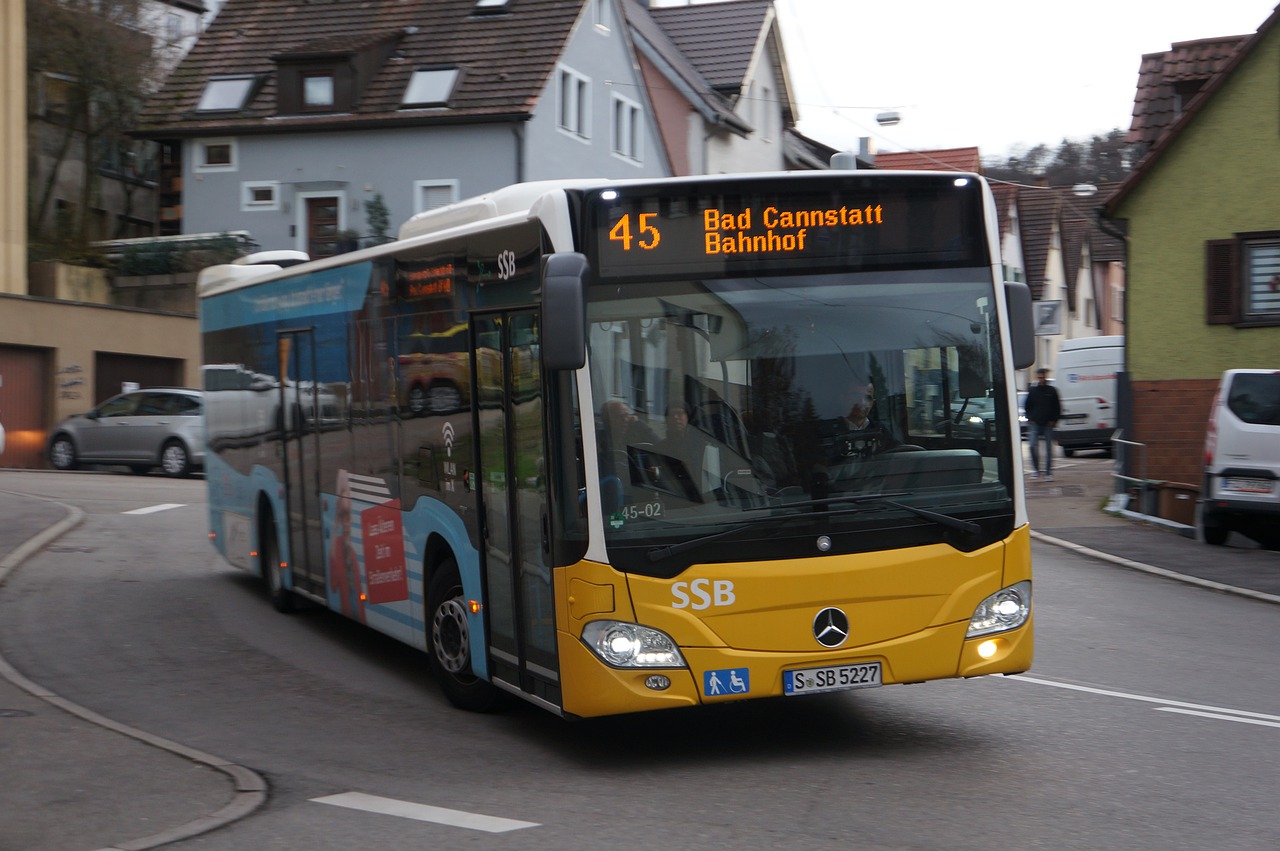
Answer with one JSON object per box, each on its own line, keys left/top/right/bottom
{"left": 624, "top": 0, "right": 804, "bottom": 174}
{"left": 134, "top": 0, "right": 670, "bottom": 255}
{"left": 1105, "top": 9, "right": 1279, "bottom": 497}
{"left": 1060, "top": 184, "right": 1125, "bottom": 339}
{"left": 1015, "top": 186, "right": 1067, "bottom": 373}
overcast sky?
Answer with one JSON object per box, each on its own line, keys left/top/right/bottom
{"left": 773, "top": 0, "right": 1279, "bottom": 159}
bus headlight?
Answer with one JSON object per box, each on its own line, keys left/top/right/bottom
{"left": 581, "top": 621, "right": 686, "bottom": 668}
{"left": 966, "top": 581, "right": 1031, "bottom": 638}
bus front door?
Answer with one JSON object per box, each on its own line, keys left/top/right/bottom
{"left": 277, "top": 328, "right": 325, "bottom": 598}
{"left": 472, "top": 310, "right": 561, "bottom": 711}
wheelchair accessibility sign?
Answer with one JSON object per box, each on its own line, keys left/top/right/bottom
{"left": 703, "top": 667, "right": 749, "bottom": 697}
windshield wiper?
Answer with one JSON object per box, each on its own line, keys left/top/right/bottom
{"left": 644, "top": 493, "right": 980, "bottom": 562}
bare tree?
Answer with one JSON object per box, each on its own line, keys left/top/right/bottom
{"left": 27, "top": 0, "right": 157, "bottom": 250}
{"left": 983, "top": 130, "right": 1134, "bottom": 187}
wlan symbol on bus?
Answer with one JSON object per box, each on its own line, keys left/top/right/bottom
{"left": 442, "top": 422, "right": 456, "bottom": 457}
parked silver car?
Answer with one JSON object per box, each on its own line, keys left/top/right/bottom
{"left": 47, "top": 388, "right": 204, "bottom": 477}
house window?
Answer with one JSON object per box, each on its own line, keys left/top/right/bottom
{"left": 303, "top": 73, "right": 335, "bottom": 109}
{"left": 1244, "top": 240, "right": 1280, "bottom": 316}
{"left": 594, "top": 0, "right": 611, "bottom": 32}
{"left": 557, "top": 66, "right": 590, "bottom": 139}
{"left": 196, "top": 138, "right": 237, "bottom": 172}
{"left": 402, "top": 68, "right": 459, "bottom": 108}
{"left": 241, "top": 181, "right": 280, "bottom": 211}
{"left": 196, "top": 76, "right": 257, "bottom": 112}
{"left": 1206, "top": 233, "right": 1280, "bottom": 326}
{"left": 41, "top": 73, "right": 76, "bottom": 123}
{"left": 473, "top": 0, "right": 510, "bottom": 13}
{"left": 610, "top": 94, "right": 641, "bottom": 163}
{"left": 414, "top": 180, "right": 459, "bottom": 213}
{"left": 1112, "top": 285, "right": 1125, "bottom": 323}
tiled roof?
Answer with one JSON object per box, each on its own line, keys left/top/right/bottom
{"left": 1126, "top": 35, "right": 1247, "bottom": 151}
{"left": 873, "top": 147, "right": 982, "bottom": 173}
{"left": 622, "top": 0, "right": 744, "bottom": 129}
{"left": 647, "top": 0, "right": 771, "bottom": 95}
{"left": 1058, "top": 183, "right": 1124, "bottom": 264}
{"left": 784, "top": 127, "right": 836, "bottom": 169}
{"left": 1016, "top": 187, "right": 1059, "bottom": 301}
{"left": 991, "top": 183, "right": 1018, "bottom": 233}
{"left": 136, "top": 0, "right": 586, "bottom": 137}
{"left": 1109, "top": 5, "right": 1278, "bottom": 216}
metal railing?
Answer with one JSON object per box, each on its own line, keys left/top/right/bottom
{"left": 1110, "top": 429, "right": 1158, "bottom": 514}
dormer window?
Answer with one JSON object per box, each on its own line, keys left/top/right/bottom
{"left": 303, "top": 72, "right": 336, "bottom": 110}
{"left": 196, "top": 75, "right": 259, "bottom": 112}
{"left": 272, "top": 31, "right": 401, "bottom": 117}
{"left": 402, "top": 68, "right": 459, "bottom": 108}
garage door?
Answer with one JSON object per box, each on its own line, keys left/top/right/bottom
{"left": 0, "top": 346, "right": 53, "bottom": 469}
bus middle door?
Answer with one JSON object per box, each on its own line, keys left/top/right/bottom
{"left": 277, "top": 328, "right": 325, "bottom": 599}
{"left": 471, "top": 310, "right": 560, "bottom": 711}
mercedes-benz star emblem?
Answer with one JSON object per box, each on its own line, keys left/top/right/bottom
{"left": 812, "top": 607, "right": 850, "bottom": 648}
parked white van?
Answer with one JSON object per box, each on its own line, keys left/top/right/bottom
{"left": 1055, "top": 336, "right": 1123, "bottom": 456}
{"left": 1200, "top": 369, "right": 1280, "bottom": 547}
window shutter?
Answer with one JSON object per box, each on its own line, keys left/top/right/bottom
{"left": 1205, "top": 239, "right": 1239, "bottom": 324}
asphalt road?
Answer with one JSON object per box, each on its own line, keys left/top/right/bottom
{"left": 1, "top": 464, "right": 1277, "bottom": 850}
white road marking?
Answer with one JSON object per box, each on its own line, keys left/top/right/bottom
{"left": 311, "top": 792, "right": 540, "bottom": 833}
{"left": 122, "top": 503, "right": 186, "bottom": 515}
{"left": 1010, "top": 674, "right": 1280, "bottom": 726}
{"left": 1155, "top": 708, "right": 1280, "bottom": 729}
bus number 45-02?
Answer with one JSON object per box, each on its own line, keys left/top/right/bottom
{"left": 610, "top": 213, "right": 661, "bottom": 251}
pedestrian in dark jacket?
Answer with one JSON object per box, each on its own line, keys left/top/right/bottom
{"left": 1025, "top": 367, "right": 1061, "bottom": 480}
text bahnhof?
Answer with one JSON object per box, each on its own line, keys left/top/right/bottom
{"left": 702, "top": 204, "right": 884, "bottom": 255}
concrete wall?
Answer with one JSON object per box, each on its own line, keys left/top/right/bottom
{"left": 0, "top": 295, "right": 200, "bottom": 427}
{"left": 1, "top": 0, "right": 25, "bottom": 295}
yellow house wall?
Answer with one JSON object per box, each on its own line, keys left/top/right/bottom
{"left": 1116, "top": 26, "right": 1280, "bottom": 381}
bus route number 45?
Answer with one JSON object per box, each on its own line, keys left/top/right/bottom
{"left": 610, "top": 214, "right": 661, "bottom": 251}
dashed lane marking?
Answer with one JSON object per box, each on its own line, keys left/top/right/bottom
{"left": 122, "top": 503, "right": 186, "bottom": 515}
{"left": 311, "top": 792, "right": 540, "bottom": 833}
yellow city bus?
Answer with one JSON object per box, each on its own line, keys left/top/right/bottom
{"left": 199, "top": 170, "right": 1037, "bottom": 719}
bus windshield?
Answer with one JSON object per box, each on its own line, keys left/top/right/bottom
{"left": 586, "top": 268, "right": 1015, "bottom": 575}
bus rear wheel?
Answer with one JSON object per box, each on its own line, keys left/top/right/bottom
{"left": 427, "top": 557, "right": 500, "bottom": 712}
{"left": 261, "top": 521, "right": 295, "bottom": 613}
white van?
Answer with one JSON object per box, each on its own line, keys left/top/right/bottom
{"left": 1200, "top": 369, "right": 1280, "bottom": 547}
{"left": 1054, "top": 336, "right": 1123, "bottom": 456}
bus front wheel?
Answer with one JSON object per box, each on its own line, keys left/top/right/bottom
{"left": 427, "top": 557, "right": 500, "bottom": 712}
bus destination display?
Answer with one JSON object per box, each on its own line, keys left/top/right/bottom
{"left": 591, "top": 177, "right": 985, "bottom": 281}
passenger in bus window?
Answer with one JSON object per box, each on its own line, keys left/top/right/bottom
{"left": 601, "top": 400, "right": 656, "bottom": 450}
{"left": 831, "top": 379, "right": 898, "bottom": 457}
{"left": 656, "top": 401, "right": 706, "bottom": 485}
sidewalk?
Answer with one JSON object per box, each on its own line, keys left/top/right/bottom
{"left": 0, "top": 489, "right": 264, "bottom": 851}
{"left": 1025, "top": 454, "right": 1280, "bottom": 602}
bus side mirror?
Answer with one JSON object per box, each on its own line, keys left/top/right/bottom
{"left": 1004, "top": 281, "right": 1035, "bottom": 370}
{"left": 542, "top": 253, "right": 589, "bottom": 371}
